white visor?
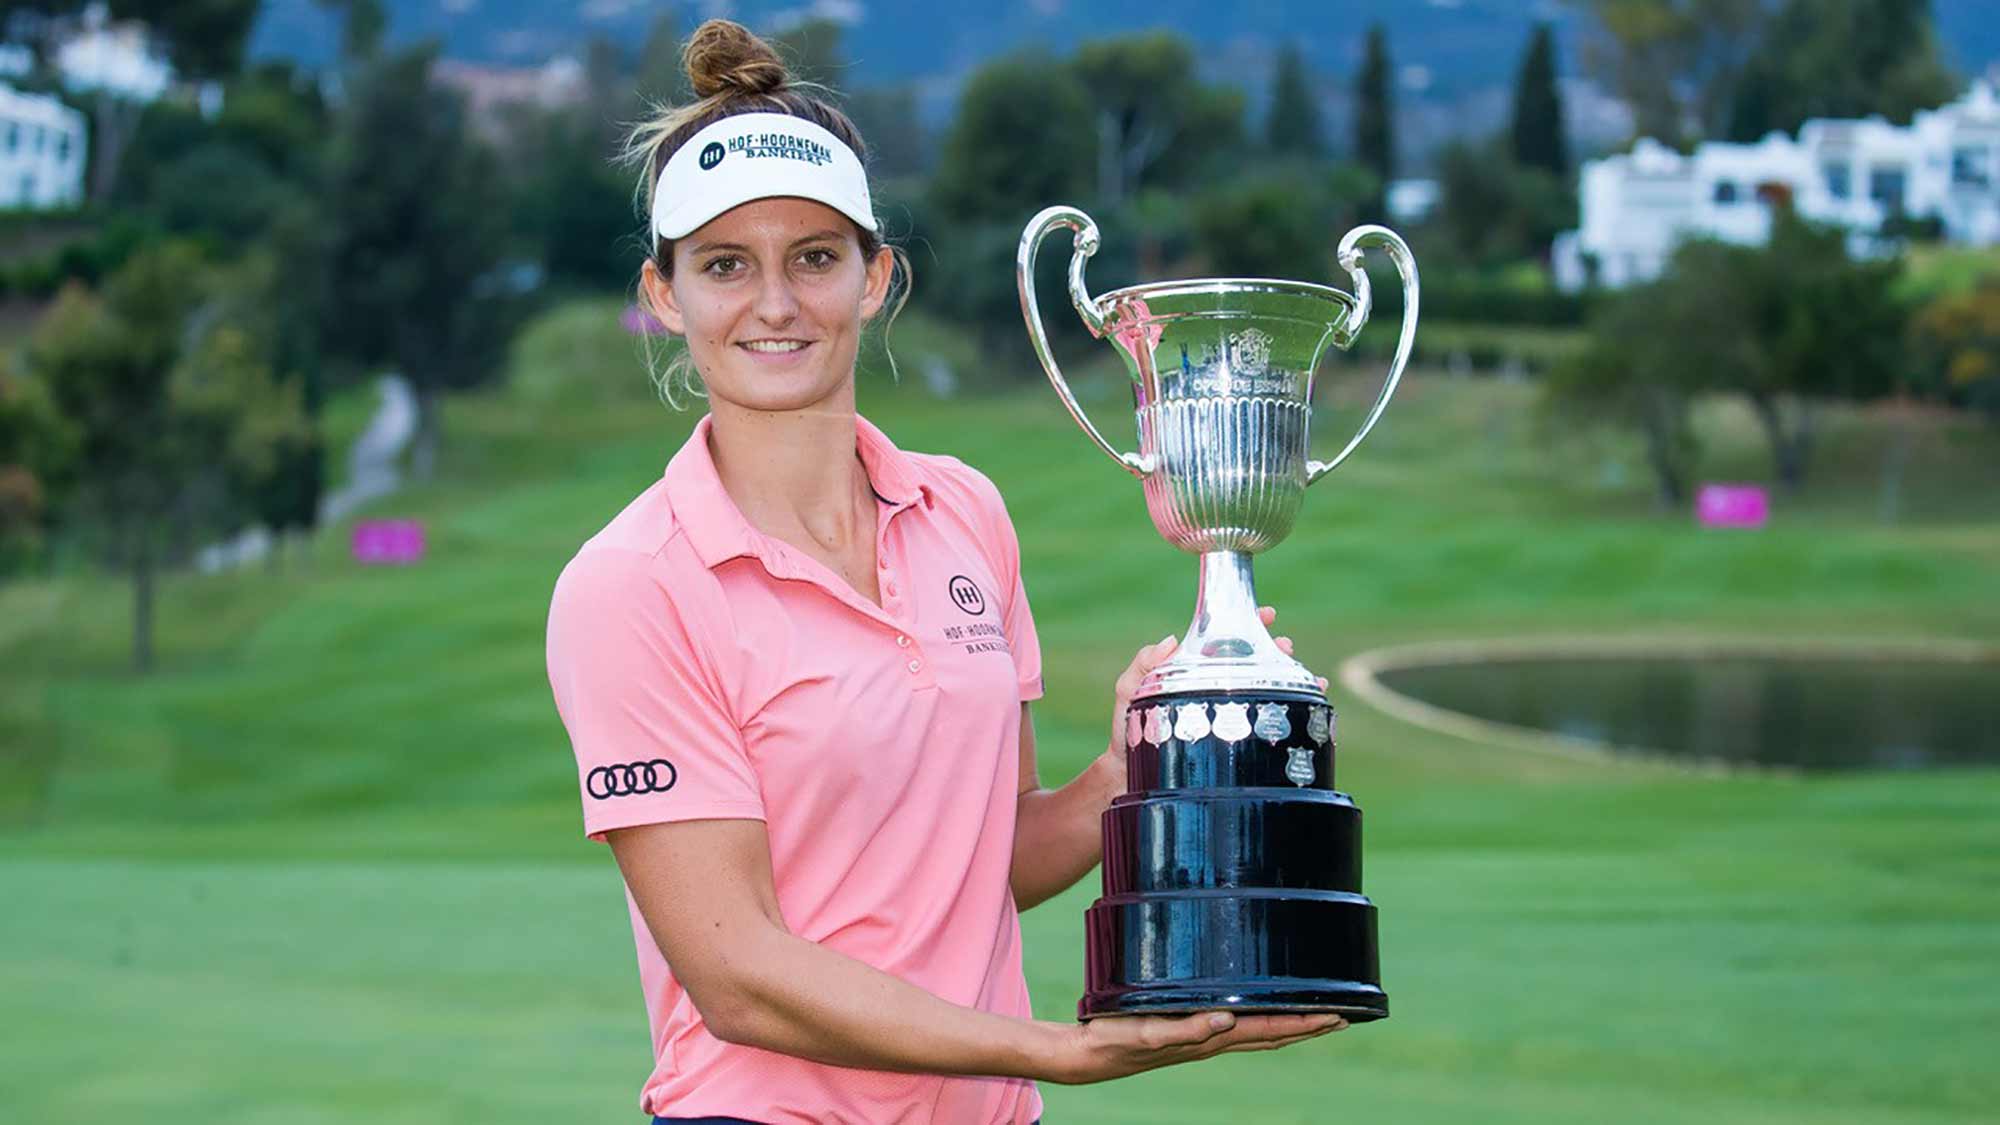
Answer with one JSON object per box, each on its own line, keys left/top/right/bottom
{"left": 651, "top": 112, "right": 877, "bottom": 241}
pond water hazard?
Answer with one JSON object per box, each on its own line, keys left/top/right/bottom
{"left": 1372, "top": 654, "right": 2000, "bottom": 770}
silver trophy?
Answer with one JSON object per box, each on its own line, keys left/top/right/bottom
{"left": 1018, "top": 205, "right": 1417, "bottom": 1020}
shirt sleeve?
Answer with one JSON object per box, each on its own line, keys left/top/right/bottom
{"left": 544, "top": 548, "right": 765, "bottom": 842}
{"left": 973, "top": 475, "right": 1044, "bottom": 703}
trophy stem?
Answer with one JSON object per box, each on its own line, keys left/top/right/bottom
{"left": 1189, "top": 551, "right": 1268, "bottom": 657}
{"left": 1138, "top": 551, "right": 1321, "bottom": 700}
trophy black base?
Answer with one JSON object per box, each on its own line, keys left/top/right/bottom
{"left": 1080, "top": 690, "right": 1386, "bottom": 1023}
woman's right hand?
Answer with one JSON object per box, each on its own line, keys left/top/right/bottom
{"left": 1045, "top": 1010, "right": 1348, "bottom": 1084}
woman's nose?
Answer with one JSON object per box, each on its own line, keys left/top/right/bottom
{"left": 752, "top": 271, "right": 800, "bottom": 325}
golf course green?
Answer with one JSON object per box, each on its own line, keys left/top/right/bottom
{"left": 4, "top": 297, "right": 1996, "bottom": 1123}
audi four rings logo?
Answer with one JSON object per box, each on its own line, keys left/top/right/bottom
{"left": 587, "top": 759, "right": 678, "bottom": 800}
{"left": 948, "top": 575, "right": 986, "bottom": 615}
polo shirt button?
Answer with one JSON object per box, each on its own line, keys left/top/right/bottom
{"left": 885, "top": 582, "right": 898, "bottom": 597}
{"left": 907, "top": 659, "right": 921, "bottom": 674}
{"left": 896, "top": 634, "right": 910, "bottom": 648}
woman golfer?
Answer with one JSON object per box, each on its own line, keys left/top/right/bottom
{"left": 544, "top": 20, "right": 1346, "bottom": 1124}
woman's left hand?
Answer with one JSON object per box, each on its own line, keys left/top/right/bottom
{"left": 1098, "top": 606, "right": 1326, "bottom": 781}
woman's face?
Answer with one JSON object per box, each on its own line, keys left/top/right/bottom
{"left": 643, "top": 196, "right": 893, "bottom": 415}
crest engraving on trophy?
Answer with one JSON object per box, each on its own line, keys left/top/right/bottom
{"left": 1173, "top": 703, "right": 1212, "bottom": 743}
{"left": 1308, "top": 706, "right": 1333, "bottom": 746}
{"left": 1285, "top": 747, "right": 1316, "bottom": 787}
{"left": 1212, "top": 702, "right": 1253, "bottom": 742}
{"left": 1229, "top": 327, "right": 1272, "bottom": 374}
{"left": 1253, "top": 702, "right": 1292, "bottom": 744}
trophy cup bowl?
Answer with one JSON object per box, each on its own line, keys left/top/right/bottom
{"left": 1018, "top": 205, "right": 1418, "bottom": 1022}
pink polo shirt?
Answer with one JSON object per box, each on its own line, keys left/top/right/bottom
{"left": 544, "top": 413, "right": 1044, "bottom": 1124}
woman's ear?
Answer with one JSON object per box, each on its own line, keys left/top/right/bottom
{"left": 859, "top": 244, "right": 895, "bottom": 322}
{"left": 640, "top": 257, "right": 686, "bottom": 335}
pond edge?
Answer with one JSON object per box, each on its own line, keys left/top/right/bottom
{"left": 1337, "top": 635, "right": 2000, "bottom": 777}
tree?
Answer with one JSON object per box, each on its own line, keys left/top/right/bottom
{"left": 630, "top": 8, "right": 687, "bottom": 109}
{"left": 1431, "top": 137, "right": 1574, "bottom": 265}
{"left": 1192, "top": 161, "right": 1373, "bottom": 280}
{"left": 847, "top": 85, "right": 927, "bottom": 179}
{"left": 1510, "top": 23, "right": 1568, "bottom": 176}
{"left": 1913, "top": 279, "right": 2000, "bottom": 422}
{"left": 1575, "top": 0, "right": 1766, "bottom": 146}
{"left": 25, "top": 0, "right": 263, "bottom": 200}
{"left": 107, "top": 0, "right": 261, "bottom": 79}
{"left": 774, "top": 16, "right": 848, "bottom": 92}
{"left": 1544, "top": 284, "right": 1705, "bottom": 508}
{"left": 931, "top": 51, "right": 1095, "bottom": 224}
{"left": 510, "top": 106, "right": 641, "bottom": 290}
{"left": 322, "top": 44, "right": 512, "bottom": 479}
{"left": 1700, "top": 211, "right": 1907, "bottom": 491}
{"left": 314, "top": 0, "right": 387, "bottom": 63}
{"left": 1724, "top": 0, "right": 1957, "bottom": 142}
{"left": 2, "top": 2, "right": 256, "bottom": 75}
{"left": 212, "top": 61, "right": 331, "bottom": 183}
{"left": 111, "top": 60, "right": 328, "bottom": 236}
{"left": 1071, "top": 32, "right": 1245, "bottom": 204}
{"left": 25, "top": 244, "right": 307, "bottom": 670}
{"left": 1266, "top": 43, "right": 1324, "bottom": 157}
{"left": 1548, "top": 210, "right": 1908, "bottom": 502}
{"left": 0, "top": 360, "right": 74, "bottom": 559}
{"left": 211, "top": 220, "right": 333, "bottom": 560}
{"left": 1353, "top": 24, "right": 1394, "bottom": 224}
{"left": 150, "top": 141, "right": 289, "bottom": 244}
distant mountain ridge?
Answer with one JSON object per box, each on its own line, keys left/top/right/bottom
{"left": 250, "top": 0, "right": 1998, "bottom": 88}
{"left": 247, "top": 0, "right": 2000, "bottom": 159}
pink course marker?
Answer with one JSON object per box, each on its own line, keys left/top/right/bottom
{"left": 351, "top": 519, "right": 427, "bottom": 564}
{"left": 1696, "top": 484, "right": 1769, "bottom": 529}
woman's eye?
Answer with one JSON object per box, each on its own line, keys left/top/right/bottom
{"left": 703, "top": 256, "right": 743, "bottom": 276}
{"left": 800, "top": 248, "right": 837, "bottom": 270}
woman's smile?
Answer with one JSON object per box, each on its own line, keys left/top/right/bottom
{"left": 739, "top": 338, "right": 814, "bottom": 356}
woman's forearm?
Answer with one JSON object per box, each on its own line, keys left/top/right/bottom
{"left": 711, "top": 920, "right": 1078, "bottom": 1081}
{"left": 1011, "top": 750, "right": 1123, "bottom": 910}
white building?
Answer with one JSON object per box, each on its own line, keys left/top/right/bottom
{"left": 0, "top": 83, "right": 86, "bottom": 209}
{"left": 1554, "top": 81, "right": 2000, "bottom": 292}
{"left": 52, "top": 2, "right": 172, "bottom": 103}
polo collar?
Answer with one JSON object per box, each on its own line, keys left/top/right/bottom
{"left": 663, "top": 412, "right": 930, "bottom": 571}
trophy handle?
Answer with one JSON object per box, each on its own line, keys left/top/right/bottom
{"left": 1306, "top": 225, "right": 1420, "bottom": 485}
{"left": 1018, "top": 206, "right": 1150, "bottom": 478}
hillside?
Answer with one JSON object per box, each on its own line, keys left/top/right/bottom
{"left": 250, "top": 1, "right": 2000, "bottom": 87}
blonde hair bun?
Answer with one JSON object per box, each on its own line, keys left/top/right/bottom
{"left": 683, "top": 19, "right": 790, "bottom": 99}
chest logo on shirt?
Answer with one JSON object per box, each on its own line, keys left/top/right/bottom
{"left": 947, "top": 575, "right": 987, "bottom": 616}
{"left": 586, "top": 759, "right": 678, "bottom": 800}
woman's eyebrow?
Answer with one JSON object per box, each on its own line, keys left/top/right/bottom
{"left": 687, "top": 240, "right": 749, "bottom": 255}
{"left": 790, "top": 230, "right": 845, "bottom": 247}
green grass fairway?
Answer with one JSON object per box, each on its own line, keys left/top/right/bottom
{"left": 4, "top": 298, "right": 1998, "bottom": 1123}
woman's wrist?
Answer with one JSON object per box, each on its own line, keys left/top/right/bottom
{"left": 1085, "top": 744, "right": 1127, "bottom": 806}
{"left": 1013, "top": 1018, "right": 1086, "bottom": 1084}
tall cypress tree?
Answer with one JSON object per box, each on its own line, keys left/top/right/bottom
{"left": 1510, "top": 22, "right": 1569, "bottom": 175}
{"left": 1354, "top": 24, "right": 1393, "bottom": 222}
{"left": 1266, "top": 43, "right": 1324, "bottom": 156}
